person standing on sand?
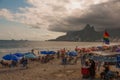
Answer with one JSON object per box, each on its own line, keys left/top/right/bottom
{"left": 56, "top": 50, "right": 60, "bottom": 59}
{"left": 89, "top": 59, "right": 96, "bottom": 80}
{"left": 81, "top": 60, "right": 90, "bottom": 79}
{"left": 75, "top": 46, "right": 78, "bottom": 51}
{"left": 96, "top": 60, "right": 102, "bottom": 71}
{"left": 81, "top": 54, "right": 86, "bottom": 65}
{"left": 73, "top": 56, "right": 79, "bottom": 64}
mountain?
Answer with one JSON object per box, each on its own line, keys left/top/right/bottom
{"left": 49, "top": 24, "right": 120, "bottom": 42}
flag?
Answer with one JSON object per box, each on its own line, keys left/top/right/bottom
{"left": 103, "top": 30, "right": 110, "bottom": 44}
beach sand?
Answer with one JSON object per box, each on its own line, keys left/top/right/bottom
{"left": 0, "top": 59, "right": 82, "bottom": 80}
{"left": 0, "top": 58, "right": 120, "bottom": 80}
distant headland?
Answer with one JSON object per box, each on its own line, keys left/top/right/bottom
{"left": 49, "top": 24, "right": 120, "bottom": 42}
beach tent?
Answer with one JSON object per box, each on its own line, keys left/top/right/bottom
{"left": 40, "top": 51, "right": 56, "bottom": 55}
{"left": 91, "top": 51, "right": 120, "bottom": 56}
{"left": 2, "top": 54, "right": 19, "bottom": 62}
{"left": 89, "top": 51, "right": 120, "bottom": 62}
{"left": 67, "top": 51, "right": 77, "bottom": 56}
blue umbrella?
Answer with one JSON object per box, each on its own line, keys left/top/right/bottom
{"left": 2, "top": 54, "right": 19, "bottom": 62}
{"left": 41, "top": 51, "right": 48, "bottom": 54}
{"left": 24, "top": 52, "right": 32, "bottom": 55}
{"left": 67, "top": 51, "right": 77, "bottom": 56}
{"left": 41, "top": 51, "right": 56, "bottom": 54}
{"left": 48, "top": 51, "right": 56, "bottom": 54}
{"left": 24, "top": 53, "right": 37, "bottom": 59}
{"left": 13, "top": 53, "right": 24, "bottom": 57}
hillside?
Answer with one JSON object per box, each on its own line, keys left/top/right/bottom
{"left": 49, "top": 24, "right": 120, "bottom": 42}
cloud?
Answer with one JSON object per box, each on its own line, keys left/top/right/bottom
{"left": 79, "top": 0, "right": 120, "bottom": 30}
{"left": 0, "top": 9, "right": 14, "bottom": 20}
{"left": 0, "top": 0, "right": 118, "bottom": 32}
{"left": 49, "top": 0, "right": 120, "bottom": 32}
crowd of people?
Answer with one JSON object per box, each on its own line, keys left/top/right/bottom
{"left": 0, "top": 45, "right": 120, "bottom": 80}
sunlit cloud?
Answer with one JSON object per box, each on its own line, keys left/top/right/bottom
{"left": 0, "top": 0, "right": 110, "bottom": 30}
{"left": 0, "top": 0, "right": 118, "bottom": 40}
{"left": 0, "top": 9, "right": 14, "bottom": 21}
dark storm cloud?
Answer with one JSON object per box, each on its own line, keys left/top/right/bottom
{"left": 49, "top": 0, "right": 120, "bottom": 32}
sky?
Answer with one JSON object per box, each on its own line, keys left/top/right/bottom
{"left": 0, "top": 0, "right": 119, "bottom": 41}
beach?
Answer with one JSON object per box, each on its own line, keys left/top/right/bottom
{"left": 0, "top": 58, "right": 83, "bottom": 80}
{"left": 0, "top": 41, "right": 120, "bottom": 80}
{"left": 0, "top": 57, "right": 119, "bottom": 80}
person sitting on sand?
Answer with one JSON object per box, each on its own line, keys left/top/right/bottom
{"left": 41, "top": 56, "right": 45, "bottom": 63}
{"left": 100, "top": 65, "right": 115, "bottom": 80}
{"left": 20, "top": 57, "right": 28, "bottom": 68}
{"left": 10, "top": 60, "right": 17, "bottom": 68}
{"left": 0, "top": 60, "right": 10, "bottom": 67}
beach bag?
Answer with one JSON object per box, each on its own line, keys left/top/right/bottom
{"left": 81, "top": 67, "right": 90, "bottom": 75}
{"left": 81, "top": 67, "right": 90, "bottom": 79}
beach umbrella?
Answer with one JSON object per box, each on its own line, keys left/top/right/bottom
{"left": 41, "top": 51, "right": 48, "bottom": 54}
{"left": 2, "top": 54, "right": 19, "bottom": 62}
{"left": 24, "top": 52, "right": 32, "bottom": 55}
{"left": 67, "top": 51, "right": 77, "bottom": 56}
{"left": 48, "top": 51, "right": 56, "bottom": 54}
{"left": 24, "top": 53, "right": 37, "bottom": 59}
{"left": 40, "top": 51, "right": 56, "bottom": 54}
{"left": 13, "top": 53, "right": 24, "bottom": 57}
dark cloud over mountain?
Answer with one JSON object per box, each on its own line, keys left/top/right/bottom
{"left": 49, "top": 0, "right": 120, "bottom": 32}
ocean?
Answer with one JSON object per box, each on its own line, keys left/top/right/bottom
{"left": 0, "top": 41, "right": 119, "bottom": 59}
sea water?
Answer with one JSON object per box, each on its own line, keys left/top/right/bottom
{"left": 0, "top": 41, "right": 119, "bottom": 59}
